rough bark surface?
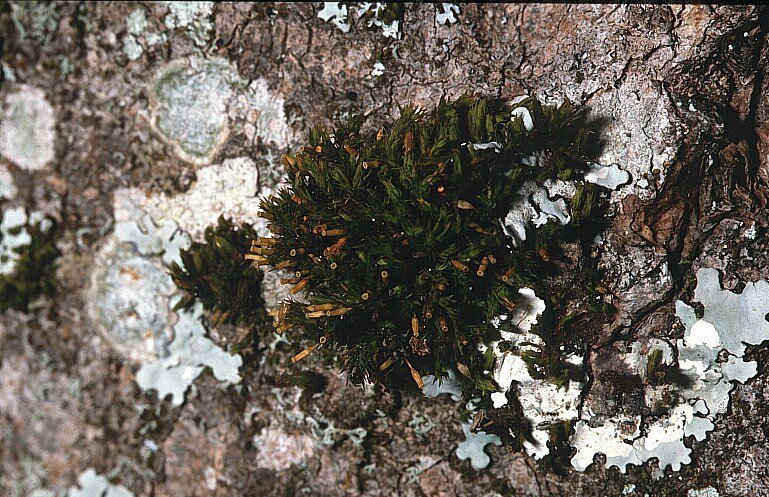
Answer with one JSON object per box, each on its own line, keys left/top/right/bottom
{"left": 1, "top": 3, "right": 768, "bottom": 497}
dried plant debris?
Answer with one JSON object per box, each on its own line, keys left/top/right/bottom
{"left": 0, "top": 206, "right": 58, "bottom": 313}
{"left": 170, "top": 215, "right": 268, "bottom": 329}
{"left": 256, "top": 94, "right": 608, "bottom": 396}
{"left": 67, "top": 469, "right": 133, "bottom": 497}
{"left": 571, "top": 268, "right": 769, "bottom": 472}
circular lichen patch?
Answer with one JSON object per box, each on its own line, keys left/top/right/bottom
{"left": 149, "top": 58, "right": 237, "bottom": 165}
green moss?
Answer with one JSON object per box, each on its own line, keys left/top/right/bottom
{"left": 257, "top": 95, "right": 600, "bottom": 393}
{"left": 169, "top": 216, "right": 267, "bottom": 330}
{"left": 0, "top": 212, "right": 59, "bottom": 313}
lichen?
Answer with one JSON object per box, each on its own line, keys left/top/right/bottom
{"left": 149, "top": 58, "right": 237, "bottom": 164}
{"left": 317, "top": 3, "right": 350, "bottom": 33}
{"left": 435, "top": 3, "right": 460, "bottom": 26}
{"left": 489, "top": 288, "right": 584, "bottom": 459}
{"left": 356, "top": 3, "right": 402, "bottom": 39}
{"left": 149, "top": 59, "right": 294, "bottom": 165}
{"left": 135, "top": 298, "right": 243, "bottom": 406}
{"left": 571, "top": 267, "right": 769, "bottom": 472}
{"left": 67, "top": 469, "right": 133, "bottom": 497}
{"left": 0, "top": 85, "right": 56, "bottom": 171}
{"left": 455, "top": 421, "right": 502, "bottom": 469}
{"left": 89, "top": 196, "right": 242, "bottom": 405}
{"left": 162, "top": 1, "right": 214, "bottom": 47}
{"left": 252, "top": 426, "right": 316, "bottom": 471}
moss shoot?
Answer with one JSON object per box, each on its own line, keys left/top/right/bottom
{"left": 170, "top": 215, "right": 268, "bottom": 330}
{"left": 256, "top": 95, "right": 601, "bottom": 392}
{"left": 0, "top": 210, "right": 59, "bottom": 313}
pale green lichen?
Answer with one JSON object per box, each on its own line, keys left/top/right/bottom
{"left": 149, "top": 58, "right": 237, "bottom": 164}
{"left": 163, "top": 1, "right": 215, "bottom": 47}
{"left": 148, "top": 59, "right": 293, "bottom": 165}
{"left": 455, "top": 422, "right": 502, "bottom": 470}
{"left": 89, "top": 194, "right": 242, "bottom": 405}
{"left": 0, "top": 86, "right": 56, "bottom": 171}
{"left": 67, "top": 469, "right": 133, "bottom": 497}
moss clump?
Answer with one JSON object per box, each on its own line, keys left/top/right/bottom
{"left": 256, "top": 95, "right": 598, "bottom": 392}
{"left": 0, "top": 211, "right": 59, "bottom": 313}
{"left": 170, "top": 216, "right": 267, "bottom": 329}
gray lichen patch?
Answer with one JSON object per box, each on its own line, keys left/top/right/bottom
{"left": 0, "top": 85, "right": 56, "bottom": 171}
{"left": 122, "top": 7, "right": 167, "bottom": 62}
{"left": 149, "top": 58, "right": 238, "bottom": 165}
{"left": 252, "top": 426, "right": 317, "bottom": 471}
{"left": 162, "top": 1, "right": 215, "bottom": 47}
{"left": 113, "top": 156, "right": 292, "bottom": 310}
{"left": 86, "top": 232, "right": 180, "bottom": 363}
{"left": 148, "top": 58, "right": 294, "bottom": 165}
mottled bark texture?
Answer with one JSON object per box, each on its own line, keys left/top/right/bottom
{"left": 1, "top": 3, "right": 768, "bottom": 497}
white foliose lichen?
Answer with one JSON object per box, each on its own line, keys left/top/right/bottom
{"left": 584, "top": 162, "right": 631, "bottom": 190}
{"left": 318, "top": 3, "right": 350, "bottom": 33}
{"left": 456, "top": 421, "right": 502, "bottom": 469}
{"left": 0, "top": 85, "right": 56, "bottom": 171}
{"left": 501, "top": 181, "right": 571, "bottom": 247}
{"left": 123, "top": 8, "right": 167, "bottom": 61}
{"left": 114, "top": 157, "right": 272, "bottom": 243}
{"left": 501, "top": 141, "right": 628, "bottom": 246}
{"left": 0, "top": 207, "right": 31, "bottom": 275}
{"left": 67, "top": 469, "right": 133, "bottom": 497}
{"left": 88, "top": 193, "right": 243, "bottom": 405}
{"left": 571, "top": 267, "right": 769, "bottom": 472}
{"left": 435, "top": 3, "right": 460, "bottom": 25}
{"left": 371, "top": 61, "right": 385, "bottom": 77}
{"left": 489, "top": 288, "right": 584, "bottom": 459}
{"left": 422, "top": 369, "right": 463, "bottom": 401}
{"left": 511, "top": 106, "right": 534, "bottom": 131}
{"left": 135, "top": 297, "right": 243, "bottom": 406}
{"left": 357, "top": 3, "right": 400, "bottom": 39}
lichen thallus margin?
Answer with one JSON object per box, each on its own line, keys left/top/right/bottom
{"left": 251, "top": 94, "right": 611, "bottom": 411}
